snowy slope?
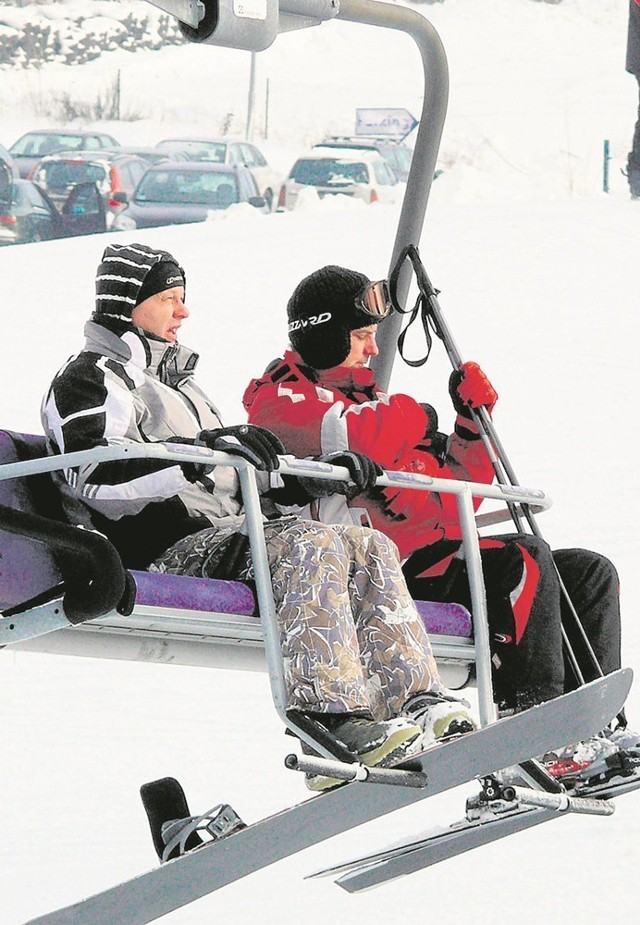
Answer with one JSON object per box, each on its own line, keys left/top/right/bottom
{"left": 1, "top": 2, "right": 640, "bottom": 923}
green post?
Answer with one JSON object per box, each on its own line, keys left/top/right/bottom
{"left": 603, "top": 139, "right": 610, "bottom": 193}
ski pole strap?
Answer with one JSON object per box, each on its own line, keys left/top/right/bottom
{"left": 389, "top": 244, "right": 443, "bottom": 367}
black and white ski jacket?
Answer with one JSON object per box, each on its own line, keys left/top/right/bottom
{"left": 41, "top": 319, "right": 246, "bottom": 569}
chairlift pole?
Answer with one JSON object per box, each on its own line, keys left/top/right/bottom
{"left": 246, "top": 51, "right": 256, "bottom": 141}
{"left": 334, "top": 1, "right": 449, "bottom": 392}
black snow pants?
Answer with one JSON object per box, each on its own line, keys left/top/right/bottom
{"left": 402, "top": 534, "right": 621, "bottom": 712}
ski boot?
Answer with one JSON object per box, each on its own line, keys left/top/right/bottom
{"left": 541, "top": 736, "right": 640, "bottom": 791}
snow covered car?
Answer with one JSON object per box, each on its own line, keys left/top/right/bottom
{"left": 111, "top": 161, "right": 269, "bottom": 230}
{"left": 8, "top": 129, "right": 120, "bottom": 179}
{"left": 0, "top": 179, "right": 106, "bottom": 245}
{"left": 277, "top": 148, "right": 399, "bottom": 210}
{"left": 29, "top": 150, "right": 150, "bottom": 227}
{"left": 313, "top": 135, "right": 414, "bottom": 181}
{"left": 155, "top": 136, "right": 282, "bottom": 210}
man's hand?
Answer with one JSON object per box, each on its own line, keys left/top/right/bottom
{"left": 296, "top": 451, "right": 383, "bottom": 500}
{"left": 197, "top": 425, "right": 285, "bottom": 471}
{"left": 449, "top": 361, "right": 498, "bottom": 417}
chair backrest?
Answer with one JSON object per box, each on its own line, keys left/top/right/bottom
{"left": 0, "top": 431, "right": 64, "bottom": 609}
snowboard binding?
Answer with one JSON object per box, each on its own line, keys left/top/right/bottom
{"left": 140, "top": 777, "right": 246, "bottom": 862}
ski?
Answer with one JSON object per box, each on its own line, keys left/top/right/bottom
{"left": 315, "top": 767, "right": 640, "bottom": 894}
{"left": 310, "top": 802, "right": 559, "bottom": 892}
{"left": 311, "top": 751, "right": 640, "bottom": 894}
{"left": 24, "top": 669, "right": 632, "bottom": 925}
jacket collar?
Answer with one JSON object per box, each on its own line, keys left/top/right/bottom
{"left": 83, "top": 320, "right": 199, "bottom": 385}
{"left": 283, "top": 349, "right": 377, "bottom": 393}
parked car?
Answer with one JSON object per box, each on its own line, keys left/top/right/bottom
{"left": 0, "top": 157, "right": 12, "bottom": 207}
{"left": 29, "top": 150, "right": 150, "bottom": 227}
{"left": 102, "top": 145, "right": 191, "bottom": 166}
{"left": 8, "top": 129, "right": 120, "bottom": 179}
{"left": 155, "top": 137, "right": 281, "bottom": 210}
{"left": 277, "top": 148, "right": 399, "bottom": 210}
{"left": 0, "top": 179, "right": 106, "bottom": 246}
{"left": 0, "top": 143, "right": 19, "bottom": 180}
{"left": 111, "top": 162, "right": 268, "bottom": 231}
{"left": 312, "top": 135, "right": 414, "bottom": 182}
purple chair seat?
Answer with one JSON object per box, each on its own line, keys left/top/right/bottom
{"left": 131, "top": 569, "right": 473, "bottom": 638}
{"left": 131, "top": 570, "right": 258, "bottom": 617}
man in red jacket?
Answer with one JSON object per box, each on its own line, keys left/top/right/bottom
{"left": 244, "top": 266, "right": 631, "bottom": 767}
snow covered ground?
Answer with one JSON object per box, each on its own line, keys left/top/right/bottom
{"left": 1, "top": 1, "right": 640, "bottom": 923}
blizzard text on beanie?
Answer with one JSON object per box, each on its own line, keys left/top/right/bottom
{"left": 94, "top": 242, "right": 186, "bottom": 323}
{"left": 287, "top": 265, "right": 378, "bottom": 369}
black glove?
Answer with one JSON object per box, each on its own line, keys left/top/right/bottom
{"left": 298, "top": 451, "right": 383, "bottom": 500}
{"left": 161, "top": 436, "right": 209, "bottom": 482}
{"left": 197, "top": 425, "right": 285, "bottom": 471}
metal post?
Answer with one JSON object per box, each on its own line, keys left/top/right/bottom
{"left": 246, "top": 52, "right": 256, "bottom": 141}
{"left": 603, "top": 138, "right": 610, "bottom": 193}
{"left": 455, "top": 487, "right": 496, "bottom": 727}
{"left": 336, "top": 0, "right": 449, "bottom": 392}
{"left": 236, "top": 465, "right": 288, "bottom": 719}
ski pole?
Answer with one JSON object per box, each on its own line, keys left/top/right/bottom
{"left": 392, "top": 246, "right": 605, "bottom": 689}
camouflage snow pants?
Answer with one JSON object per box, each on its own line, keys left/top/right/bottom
{"left": 151, "top": 518, "right": 441, "bottom": 719}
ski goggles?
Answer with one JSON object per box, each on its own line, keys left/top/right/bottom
{"left": 354, "top": 279, "right": 393, "bottom": 321}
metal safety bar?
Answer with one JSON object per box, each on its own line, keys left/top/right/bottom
{"left": 0, "top": 444, "right": 551, "bottom": 740}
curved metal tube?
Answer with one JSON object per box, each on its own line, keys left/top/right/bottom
{"left": 337, "top": 0, "right": 449, "bottom": 390}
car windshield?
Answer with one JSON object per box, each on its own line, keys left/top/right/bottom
{"left": 134, "top": 170, "right": 239, "bottom": 207}
{"left": 10, "top": 134, "right": 86, "bottom": 157}
{"left": 291, "top": 159, "right": 369, "bottom": 186}
{"left": 36, "top": 161, "right": 107, "bottom": 191}
{"left": 156, "top": 141, "right": 227, "bottom": 164}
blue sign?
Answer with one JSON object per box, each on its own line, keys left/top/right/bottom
{"left": 355, "top": 108, "right": 419, "bottom": 138}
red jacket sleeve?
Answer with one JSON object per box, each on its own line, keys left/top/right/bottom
{"left": 245, "top": 376, "right": 430, "bottom": 469}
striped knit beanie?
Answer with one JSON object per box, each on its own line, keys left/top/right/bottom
{"left": 94, "top": 243, "right": 186, "bottom": 323}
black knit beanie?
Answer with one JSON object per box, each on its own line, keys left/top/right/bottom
{"left": 287, "top": 265, "right": 381, "bottom": 369}
{"left": 94, "top": 242, "right": 186, "bottom": 323}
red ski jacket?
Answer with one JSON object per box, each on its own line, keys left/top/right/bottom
{"left": 243, "top": 350, "right": 494, "bottom": 559}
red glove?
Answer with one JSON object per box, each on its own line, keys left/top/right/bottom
{"left": 449, "top": 362, "right": 497, "bottom": 440}
{"left": 449, "top": 362, "right": 498, "bottom": 415}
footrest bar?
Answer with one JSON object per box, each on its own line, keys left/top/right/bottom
{"left": 512, "top": 785, "right": 615, "bottom": 816}
{"left": 284, "top": 753, "right": 429, "bottom": 788}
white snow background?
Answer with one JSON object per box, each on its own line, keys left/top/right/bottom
{"left": 1, "top": 0, "right": 640, "bottom": 922}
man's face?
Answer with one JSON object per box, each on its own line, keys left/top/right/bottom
{"left": 131, "top": 287, "right": 188, "bottom": 343}
{"left": 342, "top": 324, "right": 379, "bottom": 368}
